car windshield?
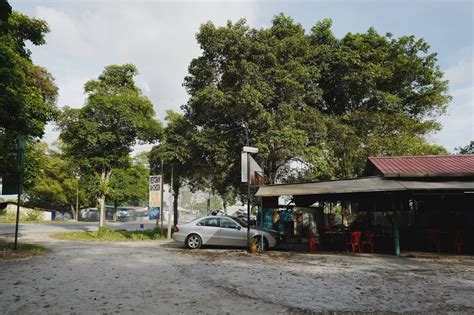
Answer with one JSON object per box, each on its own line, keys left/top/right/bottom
{"left": 231, "top": 217, "right": 247, "bottom": 228}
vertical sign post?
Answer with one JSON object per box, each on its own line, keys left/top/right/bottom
{"left": 14, "top": 136, "right": 25, "bottom": 251}
{"left": 242, "top": 146, "right": 259, "bottom": 252}
{"left": 149, "top": 175, "right": 162, "bottom": 228}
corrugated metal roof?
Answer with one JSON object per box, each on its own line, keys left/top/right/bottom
{"left": 255, "top": 177, "right": 474, "bottom": 197}
{"left": 367, "top": 155, "right": 474, "bottom": 177}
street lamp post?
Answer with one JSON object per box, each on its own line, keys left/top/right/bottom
{"left": 242, "top": 146, "right": 258, "bottom": 252}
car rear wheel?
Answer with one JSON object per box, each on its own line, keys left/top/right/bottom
{"left": 186, "top": 234, "right": 202, "bottom": 249}
{"left": 253, "top": 236, "right": 268, "bottom": 251}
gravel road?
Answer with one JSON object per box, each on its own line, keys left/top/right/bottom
{"left": 1, "top": 223, "right": 473, "bottom": 314}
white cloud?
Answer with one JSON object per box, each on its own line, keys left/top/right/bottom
{"left": 444, "top": 58, "right": 473, "bottom": 89}
{"left": 434, "top": 86, "right": 474, "bottom": 151}
{"left": 431, "top": 55, "right": 474, "bottom": 152}
{"left": 25, "top": 2, "right": 473, "bottom": 154}
{"left": 27, "top": 1, "right": 259, "bottom": 147}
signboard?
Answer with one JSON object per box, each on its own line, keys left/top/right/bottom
{"left": 241, "top": 152, "right": 265, "bottom": 185}
{"left": 149, "top": 175, "right": 162, "bottom": 220}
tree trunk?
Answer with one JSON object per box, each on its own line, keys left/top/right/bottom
{"left": 99, "top": 194, "right": 106, "bottom": 227}
{"left": 223, "top": 199, "right": 227, "bottom": 215}
{"left": 98, "top": 170, "right": 111, "bottom": 228}
{"left": 70, "top": 204, "right": 76, "bottom": 220}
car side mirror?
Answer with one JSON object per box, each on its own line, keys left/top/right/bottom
{"left": 237, "top": 226, "right": 241, "bottom": 230}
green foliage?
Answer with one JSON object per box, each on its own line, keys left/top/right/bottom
{"left": 149, "top": 110, "right": 203, "bottom": 223}
{"left": 58, "top": 64, "right": 162, "bottom": 176}
{"left": 109, "top": 162, "right": 149, "bottom": 207}
{"left": 0, "top": 2, "right": 58, "bottom": 194}
{"left": 183, "top": 14, "right": 451, "bottom": 190}
{"left": 0, "top": 4, "right": 58, "bottom": 139}
{"left": 52, "top": 227, "right": 166, "bottom": 241}
{"left": 455, "top": 141, "right": 474, "bottom": 154}
{"left": 23, "top": 142, "right": 89, "bottom": 217}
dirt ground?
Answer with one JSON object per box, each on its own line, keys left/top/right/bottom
{"left": 1, "top": 227, "right": 473, "bottom": 314}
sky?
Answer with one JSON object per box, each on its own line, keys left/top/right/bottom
{"left": 12, "top": 0, "right": 474, "bottom": 153}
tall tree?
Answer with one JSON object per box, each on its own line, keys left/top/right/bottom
{"left": 183, "top": 14, "right": 451, "bottom": 191}
{"left": 310, "top": 19, "right": 450, "bottom": 176}
{"left": 58, "top": 64, "right": 162, "bottom": 227}
{"left": 0, "top": 1, "right": 58, "bottom": 190}
{"left": 149, "top": 110, "right": 202, "bottom": 225}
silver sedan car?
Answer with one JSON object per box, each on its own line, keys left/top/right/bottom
{"left": 172, "top": 216, "right": 280, "bottom": 250}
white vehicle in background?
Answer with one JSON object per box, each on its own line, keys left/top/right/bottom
{"left": 172, "top": 215, "right": 281, "bottom": 251}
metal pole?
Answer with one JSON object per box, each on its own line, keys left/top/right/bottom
{"left": 14, "top": 136, "right": 25, "bottom": 251}
{"left": 167, "top": 164, "right": 173, "bottom": 239}
{"left": 160, "top": 160, "right": 164, "bottom": 237}
{"left": 260, "top": 197, "right": 263, "bottom": 251}
{"left": 247, "top": 151, "right": 251, "bottom": 252}
{"left": 76, "top": 178, "right": 79, "bottom": 221}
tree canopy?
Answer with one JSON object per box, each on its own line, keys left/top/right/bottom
{"left": 109, "top": 161, "right": 149, "bottom": 209}
{"left": 0, "top": 1, "right": 58, "bottom": 139}
{"left": 0, "top": 1, "right": 58, "bottom": 194}
{"left": 183, "top": 14, "right": 451, "bottom": 196}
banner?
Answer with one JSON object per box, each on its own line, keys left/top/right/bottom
{"left": 149, "top": 175, "right": 162, "bottom": 220}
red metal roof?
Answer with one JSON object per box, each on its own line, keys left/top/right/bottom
{"left": 366, "top": 155, "right": 474, "bottom": 177}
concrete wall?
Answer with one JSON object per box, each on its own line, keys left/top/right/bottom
{"left": 4, "top": 203, "right": 52, "bottom": 221}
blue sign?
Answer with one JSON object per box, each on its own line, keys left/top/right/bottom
{"left": 149, "top": 207, "right": 160, "bottom": 220}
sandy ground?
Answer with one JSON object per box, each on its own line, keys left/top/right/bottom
{"left": 1, "top": 224, "right": 474, "bottom": 314}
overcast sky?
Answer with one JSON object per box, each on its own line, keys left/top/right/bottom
{"left": 14, "top": 0, "right": 474, "bottom": 153}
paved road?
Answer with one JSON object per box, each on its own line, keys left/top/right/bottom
{"left": 0, "top": 224, "right": 296, "bottom": 315}
{"left": 1, "top": 224, "right": 474, "bottom": 314}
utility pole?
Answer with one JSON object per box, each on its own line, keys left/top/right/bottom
{"left": 242, "top": 145, "right": 258, "bottom": 252}
{"left": 207, "top": 191, "right": 210, "bottom": 214}
{"left": 167, "top": 164, "right": 173, "bottom": 239}
{"left": 247, "top": 150, "right": 251, "bottom": 251}
{"left": 76, "top": 177, "right": 79, "bottom": 221}
{"left": 160, "top": 159, "right": 164, "bottom": 237}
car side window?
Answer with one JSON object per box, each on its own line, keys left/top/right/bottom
{"left": 197, "top": 218, "right": 220, "bottom": 227}
{"left": 220, "top": 218, "right": 238, "bottom": 229}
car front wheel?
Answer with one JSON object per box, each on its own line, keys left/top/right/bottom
{"left": 186, "top": 234, "right": 202, "bottom": 249}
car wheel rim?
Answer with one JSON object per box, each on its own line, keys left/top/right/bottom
{"left": 188, "top": 236, "right": 200, "bottom": 248}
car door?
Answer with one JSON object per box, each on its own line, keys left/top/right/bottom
{"left": 196, "top": 217, "right": 220, "bottom": 245}
{"left": 219, "top": 218, "right": 247, "bottom": 247}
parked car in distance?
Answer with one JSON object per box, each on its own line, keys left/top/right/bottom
{"left": 172, "top": 215, "right": 281, "bottom": 251}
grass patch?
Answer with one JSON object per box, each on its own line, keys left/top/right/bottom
{"left": 0, "top": 242, "right": 51, "bottom": 260}
{"left": 51, "top": 227, "right": 167, "bottom": 241}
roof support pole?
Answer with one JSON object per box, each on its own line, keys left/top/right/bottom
{"left": 392, "top": 195, "right": 400, "bottom": 256}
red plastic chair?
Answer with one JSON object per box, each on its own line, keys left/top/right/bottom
{"left": 430, "top": 229, "right": 441, "bottom": 253}
{"left": 361, "top": 231, "right": 374, "bottom": 254}
{"left": 454, "top": 230, "right": 463, "bottom": 254}
{"left": 347, "top": 231, "right": 362, "bottom": 254}
{"left": 304, "top": 230, "right": 318, "bottom": 254}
